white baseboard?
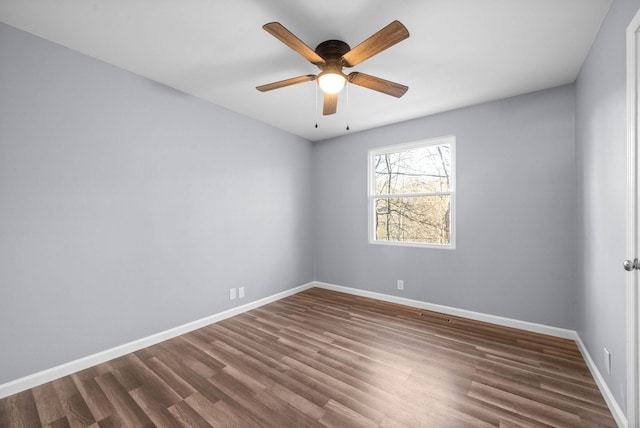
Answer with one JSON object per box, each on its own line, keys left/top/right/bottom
{"left": 0, "top": 282, "right": 315, "bottom": 400}
{"left": 312, "top": 281, "right": 576, "bottom": 339}
{"left": 575, "top": 335, "right": 628, "bottom": 428}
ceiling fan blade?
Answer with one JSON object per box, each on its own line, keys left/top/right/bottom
{"left": 323, "top": 92, "right": 338, "bottom": 115}
{"left": 341, "top": 20, "right": 409, "bottom": 67}
{"left": 348, "top": 72, "right": 408, "bottom": 98}
{"left": 256, "top": 75, "right": 317, "bottom": 92}
{"left": 263, "top": 22, "right": 325, "bottom": 65}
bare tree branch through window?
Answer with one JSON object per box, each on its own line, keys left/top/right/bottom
{"left": 369, "top": 138, "right": 455, "bottom": 246}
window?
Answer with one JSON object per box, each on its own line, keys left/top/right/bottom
{"left": 368, "top": 136, "right": 455, "bottom": 248}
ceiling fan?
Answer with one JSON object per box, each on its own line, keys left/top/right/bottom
{"left": 256, "top": 21, "right": 410, "bottom": 115}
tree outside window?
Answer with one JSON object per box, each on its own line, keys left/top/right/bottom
{"left": 369, "top": 137, "right": 455, "bottom": 248}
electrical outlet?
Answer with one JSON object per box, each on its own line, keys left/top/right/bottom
{"left": 604, "top": 348, "right": 611, "bottom": 375}
{"left": 239, "top": 286, "right": 245, "bottom": 299}
{"left": 397, "top": 280, "right": 404, "bottom": 290}
{"left": 229, "top": 288, "right": 237, "bottom": 300}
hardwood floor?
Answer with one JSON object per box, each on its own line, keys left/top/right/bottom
{"left": 0, "top": 288, "right": 617, "bottom": 427}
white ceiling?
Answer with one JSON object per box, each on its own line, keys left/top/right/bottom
{"left": 0, "top": 0, "right": 612, "bottom": 141}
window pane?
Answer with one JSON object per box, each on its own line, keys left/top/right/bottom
{"left": 374, "top": 144, "right": 451, "bottom": 195}
{"left": 375, "top": 195, "right": 451, "bottom": 244}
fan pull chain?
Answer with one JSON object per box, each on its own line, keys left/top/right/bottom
{"left": 346, "top": 84, "right": 350, "bottom": 131}
{"left": 314, "top": 84, "right": 319, "bottom": 129}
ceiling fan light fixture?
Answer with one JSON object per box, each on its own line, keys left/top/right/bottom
{"left": 318, "top": 71, "right": 346, "bottom": 94}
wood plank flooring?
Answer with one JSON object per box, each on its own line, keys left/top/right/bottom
{"left": 0, "top": 288, "right": 617, "bottom": 427}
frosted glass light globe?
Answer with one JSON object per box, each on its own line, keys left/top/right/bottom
{"left": 318, "top": 72, "right": 346, "bottom": 94}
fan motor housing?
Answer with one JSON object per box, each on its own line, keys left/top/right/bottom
{"left": 315, "top": 40, "right": 351, "bottom": 70}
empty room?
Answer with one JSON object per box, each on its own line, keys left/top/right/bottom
{"left": 1, "top": 0, "right": 639, "bottom": 427}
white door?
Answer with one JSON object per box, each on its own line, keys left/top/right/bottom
{"left": 625, "top": 10, "right": 640, "bottom": 428}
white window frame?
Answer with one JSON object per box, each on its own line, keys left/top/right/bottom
{"left": 368, "top": 136, "right": 456, "bottom": 249}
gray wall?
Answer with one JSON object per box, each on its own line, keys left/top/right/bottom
{"left": 575, "top": 0, "right": 640, "bottom": 414}
{"left": 313, "top": 85, "right": 576, "bottom": 329}
{"left": 0, "top": 23, "right": 314, "bottom": 384}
